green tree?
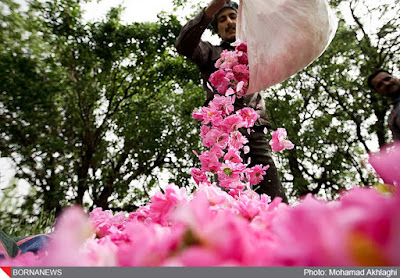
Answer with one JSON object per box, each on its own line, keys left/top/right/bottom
{"left": 265, "top": 0, "right": 400, "bottom": 199}
{"left": 0, "top": 0, "right": 203, "bottom": 232}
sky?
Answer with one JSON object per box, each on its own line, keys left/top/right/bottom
{"left": 81, "top": 0, "right": 212, "bottom": 24}
{"left": 82, "top": 0, "right": 220, "bottom": 43}
{"left": 82, "top": 0, "right": 178, "bottom": 24}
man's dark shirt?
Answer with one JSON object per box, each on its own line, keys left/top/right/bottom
{"left": 389, "top": 96, "right": 400, "bottom": 141}
{"left": 175, "top": 9, "right": 270, "bottom": 127}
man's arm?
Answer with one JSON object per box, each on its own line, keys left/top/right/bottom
{"left": 204, "top": 0, "right": 232, "bottom": 19}
{"left": 175, "top": 0, "right": 230, "bottom": 66}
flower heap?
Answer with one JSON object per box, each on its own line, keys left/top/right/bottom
{"left": 2, "top": 44, "right": 400, "bottom": 267}
{"left": 191, "top": 40, "right": 293, "bottom": 196}
{"left": 4, "top": 181, "right": 399, "bottom": 266}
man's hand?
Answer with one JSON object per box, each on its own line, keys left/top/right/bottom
{"left": 205, "top": 0, "right": 231, "bottom": 19}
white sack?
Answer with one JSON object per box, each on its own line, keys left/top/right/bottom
{"left": 236, "top": 0, "right": 338, "bottom": 94}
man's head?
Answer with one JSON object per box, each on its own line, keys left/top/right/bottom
{"left": 368, "top": 69, "right": 400, "bottom": 99}
{"left": 210, "top": 1, "right": 238, "bottom": 43}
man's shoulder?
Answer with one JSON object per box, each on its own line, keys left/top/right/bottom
{"left": 220, "top": 40, "right": 235, "bottom": 50}
{"left": 197, "top": 40, "right": 225, "bottom": 55}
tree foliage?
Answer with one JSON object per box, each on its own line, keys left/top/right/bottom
{"left": 0, "top": 0, "right": 203, "bottom": 228}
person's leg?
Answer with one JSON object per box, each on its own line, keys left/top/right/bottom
{"left": 240, "top": 127, "right": 288, "bottom": 203}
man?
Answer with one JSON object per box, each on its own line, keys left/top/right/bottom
{"left": 368, "top": 69, "right": 400, "bottom": 141}
{"left": 175, "top": 0, "right": 288, "bottom": 203}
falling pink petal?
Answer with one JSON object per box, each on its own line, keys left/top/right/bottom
{"left": 368, "top": 142, "right": 400, "bottom": 186}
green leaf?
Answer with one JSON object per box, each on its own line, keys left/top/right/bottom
{"left": 0, "top": 229, "right": 20, "bottom": 258}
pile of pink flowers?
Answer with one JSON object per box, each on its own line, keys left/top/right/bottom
{"left": 2, "top": 42, "right": 400, "bottom": 267}
{"left": 3, "top": 180, "right": 400, "bottom": 266}
{"left": 192, "top": 40, "right": 293, "bottom": 196}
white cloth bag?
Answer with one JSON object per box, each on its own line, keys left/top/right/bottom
{"left": 236, "top": 0, "right": 338, "bottom": 94}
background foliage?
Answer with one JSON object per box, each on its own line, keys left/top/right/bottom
{"left": 0, "top": 0, "right": 399, "bottom": 235}
{"left": 0, "top": 0, "right": 203, "bottom": 234}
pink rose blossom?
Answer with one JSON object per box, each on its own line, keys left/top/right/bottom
{"left": 216, "top": 50, "right": 239, "bottom": 70}
{"left": 233, "top": 193, "right": 266, "bottom": 220}
{"left": 368, "top": 142, "right": 400, "bottom": 186}
{"left": 269, "top": 128, "right": 295, "bottom": 152}
{"left": 238, "top": 107, "right": 260, "bottom": 127}
{"left": 220, "top": 114, "right": 246, "bottom": 133}
{"left": 246, "top": 164, "right": 270, "bottom": 185}
{"left": 44, "top": 206, "right": 94, "bottom": 266}
{"left": 200, "top": 125, "right": 211, "bottom": 138}
{"left": 128, "top": 184, "right": 189, "bottom": 226}
{"left": 237, "top": 52, "right": 248, "bottom": 65}
{"left": 233, "top": 64, "right": 250, "bottom": 82}
{"left": 209, "top": 94, "right": 234, "bottom": 116}
{"left": 199, "top": 150, "right": 222, "bottom": 173}
{"left": 229, "top": 131, "right": 249, "bottom": 150}
{"left": 196, "top": 183, "right": 234, "bottom": 206}
{"left": 233, "top": 40, "right": 247, "bottom": 53}
{"left": 192, "top": 109, "right": 203, "bottom": 121}
{"left": 223, "top": 147, "right": 243, "bottom": 163}
{"left": 202, "top": 128, "right": 229, "bottom": 149}
{"left": 117, "top": 222, "right": 184, "bottom": 266}
{"left": 200, "top": 106, "right": 223, "bottom": 125}
{"left": 209, "top": 69, "right": 227, "bottom": 88}
{"left": 191, "top": 167, "right": 210, "bottom": 185}
{"left": 89, "top": 208, "right": 126, "bottom": 239}
{"left": 85, "top": 237, "right": 118, "bottom": 266}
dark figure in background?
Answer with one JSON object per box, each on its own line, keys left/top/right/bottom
{"left": 368, "top": 69, "right": 400, "bottom": 141}
{"left": 175, "top": 0, "right": 288, "bottom": 203}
